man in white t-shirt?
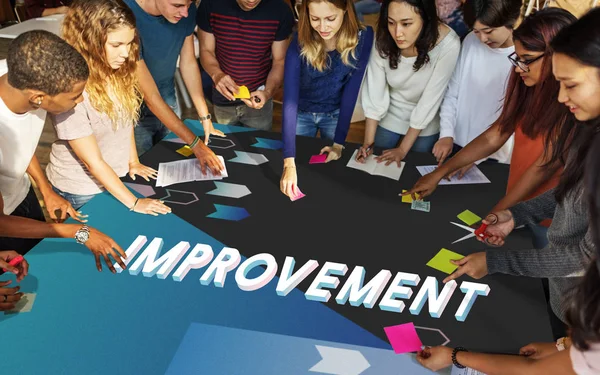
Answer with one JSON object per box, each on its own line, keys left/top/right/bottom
{"left": 433, "top": 0, "right": 523, "bottom": 175}
{"left": 0, "top": 31, "right": 127, "bottom": 276}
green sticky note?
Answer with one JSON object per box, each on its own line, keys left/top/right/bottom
{"left": 457, "top": 210, "right": 482, "bottom": 226}
{"left": 426, "top": 248, "right": 465, "bottom": 274}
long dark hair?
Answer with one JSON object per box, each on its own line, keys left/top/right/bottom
{"left": 375, "top": 0, "right": 439, "bottom": 71}
{"left": 495, "top": 8, "right": 576, "bottom": 140}
{"left": 566, "top": 134, "right": 600, "bottom": 351}
{"left": 471, "top": 0, "right": 522, "bottom": 28}
{"left": 562, "top": 8, "right": 600, "bottom": 350}
{"left": 549, "top": 8, "right": 600, "bottom": 202}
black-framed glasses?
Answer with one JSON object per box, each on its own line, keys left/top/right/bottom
{"left": 508, "top": 52, "right": 545, "bottom": 73}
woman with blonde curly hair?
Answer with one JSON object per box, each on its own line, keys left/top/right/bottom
{"left": 46, "top": 0, "right": 171, "bottom": 216}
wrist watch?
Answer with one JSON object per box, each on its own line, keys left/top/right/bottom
{"left": 199, "top": 114, "right": 211, "bottom": 122}
{"left": 74, "top": 225, "right": 90, "bottom": 245}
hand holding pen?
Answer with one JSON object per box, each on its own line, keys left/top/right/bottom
{"left": 356, "top": 143, "right": 374, "bottom": 163}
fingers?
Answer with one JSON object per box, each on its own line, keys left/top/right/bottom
{"left": 103, "top": 252, "right": 117, "bottom": 274}
{"left": 67, "top": 206, "right": 87, "bottom": 223}
{"left": 437, "top": 151, "right": 449, "bottom": 167}
{"left": 320, "top": 146, "right": 329, "bottom": 155}
{"left": 2, "top": 292, "right": 23, "bottom": 303}
{"left": 94, "top": 252, "right": 102, "bottom": 272}
{"left": 211, "top": 129, "right": 226, "bottom": 137}
{"left": 19, "top": 259, "right": 29, "bottom": 281}
{"left": 0, "top": 280, "right": 11, "bottom": 287}
{"left": 0, "top": 302, "right": 16, "bottom": 311}
{"left": 443, "top": 267, "right": 465, "bottom": 283}
{"left": 451, "top": 257, "right": 469, "bottom": 266}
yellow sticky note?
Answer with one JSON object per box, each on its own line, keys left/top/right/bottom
{"left": 233, "top": 85, "right": 251, "bottom": 99}
{"left": 457, "top": 210, "right": 482, "bottom": 226}
{"left": 176, "top": 145, "right": 193, "bottom": 157}
{"left": 426, "top": 248, "right": 465, "bottom": 274}
{"left": 401, "top": 190, "right": 420, "bottom": 204}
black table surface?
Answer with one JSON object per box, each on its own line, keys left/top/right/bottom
{"left": 135, "top": 128, "right": 553, "bottom": 354}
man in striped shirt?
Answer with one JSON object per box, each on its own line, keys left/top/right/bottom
{"left": 198, "top": 0, "right": 294, "bottom": 130}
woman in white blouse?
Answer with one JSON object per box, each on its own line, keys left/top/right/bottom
{"left": 356, "top": 0, "right": 460, "bottom": 166}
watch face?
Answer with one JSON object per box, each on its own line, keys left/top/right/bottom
{"left": 76, "top": 230, "right": 89, "bottom": 243}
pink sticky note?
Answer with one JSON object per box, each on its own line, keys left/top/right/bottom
{"left": 309, "top": 154, "right": 327, "bottom": 164}
{"left": 290, "top": 188, "right": 306, "bottom": 201}
{"left": 384, "top": 323, "right": 423, "bottom": 354}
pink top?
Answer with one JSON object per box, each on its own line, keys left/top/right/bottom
{"left": 571, "top": 343, "right": 600, "bottom": 375}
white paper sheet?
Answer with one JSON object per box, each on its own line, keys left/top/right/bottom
{"left": 416, "top": 165, "right": 490, "bottom": 185}
{"left": 346, "top": 150, "right": 405, "bottom": 181}
{"left": 156, "top": 156, "right": 228, "bottom": 187}
{"left": 451, "top": 366, "right": 487, "bottom": 375}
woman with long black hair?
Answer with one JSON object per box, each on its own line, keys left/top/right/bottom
{"left": 416, "top": 8, "right": 600, "bottom": 374}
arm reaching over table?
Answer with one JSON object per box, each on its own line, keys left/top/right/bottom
{"left": 0, "top": 194, "right": 127, "bottom": 273}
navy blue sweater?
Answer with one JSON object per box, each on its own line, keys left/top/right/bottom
{"left": 281, "top": 27, "right": 374, "bottom": 158}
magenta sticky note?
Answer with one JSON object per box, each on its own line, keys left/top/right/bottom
{"left": 309, "top": 154, "right": 327, "bottom": 164}
{"left": 290, "top": 188, "right": 306, "bottom": 202}
{"left": 384, "top": 323, "right": 423, "bottom": 354}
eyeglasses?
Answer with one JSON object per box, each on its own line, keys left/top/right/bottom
{"left": 508, "top": 52, "right": 545, "bottom": 73}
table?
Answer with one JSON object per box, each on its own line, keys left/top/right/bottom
{"left": 0, "top": 14, "right": 63, "bottom": 39}
{"left": 0, "top": 122, "right": 553, "bottom": 374}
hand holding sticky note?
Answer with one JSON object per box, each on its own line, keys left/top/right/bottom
{"left": 426, "top": 248, "right": 465, "bottom": 274}
{"left": 383, "top": 322, "right": 423, "bottom": 354}
{"left": 457, "top": 210, "right": 482, "bottom": 226}
{"left": 400, "top": 189, "right": 420, "bottom": 203}
{"left": 233, "top": 85, "right": 251, "bottom": 99}
{"left": 290, "top": 188, "right": 305, "bottom": 201}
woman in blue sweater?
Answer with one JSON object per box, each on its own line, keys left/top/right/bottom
{"left": 280, "top": 0, "right": 373, "bottom": 199}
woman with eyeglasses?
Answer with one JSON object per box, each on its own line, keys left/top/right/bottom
{"left": 416, "top": 8, "right": 600, "bottom": 373}
{"left": 407, "top": 8, "right": 576, "bottom": 249}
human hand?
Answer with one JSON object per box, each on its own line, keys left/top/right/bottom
{"left": 42, "top": 189, "right": 87, "bottom": 223}
{"left": 128, "top": 162, "right": 158, "bottom": 182}
{"left": 133, "top": 198, "right": 171, "bottom": 216}
{"left": 476, "top": 211, "right": 515, "bottom": 247}
{"left": 447, "top": 163, "right": 475, "bottom": 180}
{"left": 0, "top": 280, "right": 23, "bottom": 311}
{"left": 84, "top": 227, "right": 127, "bottom": 273}
{"left": 0, "top": 250, "right": 28, "bottom": 282}
{"left": 201, "top": 118, "right": 225, "bottom": 145}
{"left": 416, "top": 346, "right": 453, "bottom": 371}
{"left": 241, "top": 89, "right": 269, "bottom": 110}
{"left": 280, "top": 165, "right": 298, "bottom": 198}
{"left": 356, "top": 142, "right": 373, "bottom": 163}
{"left": 320, "top": 143, "right": 343, "bottom": 163}
{"left": 443, "top": 252, "right": 488, "bottom": 283}
{"left": 432, "top": 137, "right": 453, "bottom": 166}
{"left": 192, "top": 143, "right": 224, "bottom": 175}
{"left": 403, "top": 170, "right": 444, "bottom": 200}
{"left": 213, "top": 73, "right": 239, "bottom": 101}
{"left": 375, "top": 147, "right": 406, "bottom": 167}
{"left": 520, "top": 342, "right": 559, "bottom": 359}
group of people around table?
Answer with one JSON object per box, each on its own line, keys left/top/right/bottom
{"left": 0, "top": 0, "right": 599, "bottom": 373}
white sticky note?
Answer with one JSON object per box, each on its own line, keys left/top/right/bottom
{"left": 5, "top": 293, "right": 36, "bottom": 314}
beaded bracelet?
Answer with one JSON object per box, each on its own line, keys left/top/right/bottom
{"left": 452, "top": 347, "right": 468, "bottom": 369}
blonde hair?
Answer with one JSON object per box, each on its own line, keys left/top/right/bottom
{"left": 61, "top": 0, "right": 142, "bottom": 130}
{"left": 298, "top": 0, "right": 364, "bottom": 72}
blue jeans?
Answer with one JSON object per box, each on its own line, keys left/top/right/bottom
{"left": 135, "top": 97, "right": 181, "bottom": 156}
{"left": 214, "top": 99, "right": 274, "bottom": 131}
{"left": 52, "top": 186, "right": 97, "bottom": 211}
{"left": 355, "top": 0, "right": 381, "bottom": 21}
{"left": 374, "top": 126, "right": 439, "bottom": 153}
{"left": 296, "top": 109, "right": 339, "bottom": 140}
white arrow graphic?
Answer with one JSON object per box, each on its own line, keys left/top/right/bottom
{"left": 309, "top": 345, "right": 370, "bottom": 375}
